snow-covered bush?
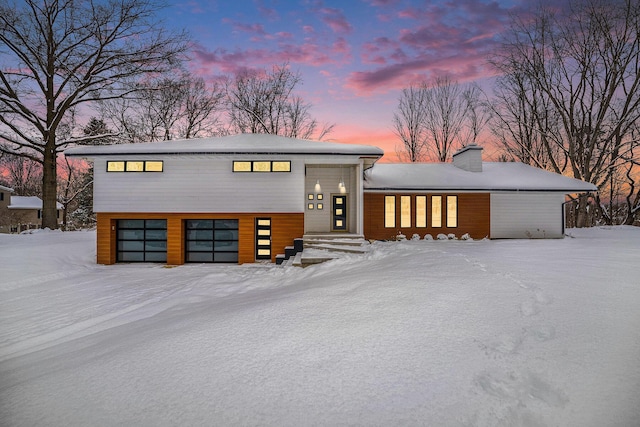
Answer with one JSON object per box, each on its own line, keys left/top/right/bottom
{"left": 447, "top": 233, "right": 457, "bottom": 240}
{"left": 411, "top": 234, "right": 421, "bottom": 241}
{"left": 460, "top": 233, "right": 472, "bottom": 241}
{"left": 424, "top": 234, "right": 433, "bottom": 241}
{"left": 396, "top": 232, "right": 407, "bottom": 241}
{"left": 437, "top": 233, "right": 448, "bottom": 240}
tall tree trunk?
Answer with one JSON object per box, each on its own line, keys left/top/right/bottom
{"left": 575, "top": 194, "right": 589, "bottom": 228}
{"left": 41, "top": 142, "right": 58, "bottom": 230}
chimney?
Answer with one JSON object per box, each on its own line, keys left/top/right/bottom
{"left": 452, "top": 143, "right": 483, "bottom": 172}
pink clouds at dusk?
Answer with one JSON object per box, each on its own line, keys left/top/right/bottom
{"left": 165, "top": 0, "right": 535, "bottom": 151}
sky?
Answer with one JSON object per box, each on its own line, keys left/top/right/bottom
{"left": 161, "top": 0, "right": 535, "bottom": 161}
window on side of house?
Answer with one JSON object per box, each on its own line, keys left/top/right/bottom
{"left": 232, "top": 161, "right": 291, "bottom": 173}
{"left": 400, "top": 195, "right": 411, "bottom": 228}
{"left": 431, "top": 195, "right": 442, "bottom": 227}
{"left": 447, "top": 195, "right": 458, "bottom": 228}
{"left": 384, "top": 195, "right": 396, "bottom": 228}
{"left": 107, "top": 161, "right": 163, "bottom": 172}
{"left": 416, "top": 196, "right": 427, "bottom": 228}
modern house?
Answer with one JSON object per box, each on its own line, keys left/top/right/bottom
{"left": 0, "top": 185, "right": 64, "bottom": 233}
{"left": 64, "top": 134, "right": 596, "bottom": 265}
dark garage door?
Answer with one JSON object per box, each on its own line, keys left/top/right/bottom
{"left": 185, "top": 219, "right": 239, "bottom": 263}
{"left": 117, "top": 219, "right": 167, "bottom": 262}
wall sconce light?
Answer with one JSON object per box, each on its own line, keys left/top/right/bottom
{"left": 314, "top": 180, "right": 321, "bottom": 193}
{"left": 338, "top": 179, "right": 346, "bottom": 193}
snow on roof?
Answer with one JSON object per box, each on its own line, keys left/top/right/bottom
{"left": 64, "top": 133, "right": 384, "bottom": 158}
{"left": 0, "top": 184, "right": 14, "bottom": 193}
{"left": 8, "top": 196, "right": 63, "bottom": 210}
{"left": 365, "top": 162, "right": 597, "bottom": 193}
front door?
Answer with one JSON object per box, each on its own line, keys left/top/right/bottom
{"left": 332, "top": 195, "right": 347, "bottom": 231}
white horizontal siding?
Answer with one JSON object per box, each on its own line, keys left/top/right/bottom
{"left": 93, "top": 155, "right": 305, "bottom": 213}
{"left": 490, "top": 192, "right": 565, "bottom": 238}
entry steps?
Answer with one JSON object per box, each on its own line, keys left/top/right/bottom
{"left": 276, "top": 234, "right": 370, "bottom": 267}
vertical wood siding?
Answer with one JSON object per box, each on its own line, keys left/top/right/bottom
{"left": 364, "top": 192, "right": 490, "bottom": 240}
{"left": 96, "top": 212, "right": 304, "bottom": 265}
{"left": 490, "top": 192, "right": 564, "bottom": 238}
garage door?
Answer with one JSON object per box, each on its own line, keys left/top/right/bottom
{"left": 117, "top": 219, "right": 167, "bottom": 262}
{"left": 185, "top": 219, "right": 239, "bottom": 263}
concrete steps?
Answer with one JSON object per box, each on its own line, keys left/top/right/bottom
{"left": 278, "top": 234, "right": 370, "bottom": 267}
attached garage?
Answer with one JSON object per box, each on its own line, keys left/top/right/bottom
{"left": 185, "top": 219, "right": 239, "bottom": 263}
{"left": 116, "top": 219, "right": 167, "bottom": 262}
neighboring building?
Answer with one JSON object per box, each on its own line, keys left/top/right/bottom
{"left": 0, "top": 185, "right": 64, "bottom": 233}
{"left": 64, "top": 134, "right": 597, "bottom": 265}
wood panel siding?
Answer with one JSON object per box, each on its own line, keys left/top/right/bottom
{"left": 96, "top": 212, "right": 304, "bottom": 265}
{"left": 364, "top": 192, "right": 490, "bottom": 240}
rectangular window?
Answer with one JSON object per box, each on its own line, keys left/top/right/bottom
{"left": 144, "top": 161, "right": 163, "bottom": 172}
{"left": 37, "top": 210, "right": 41, "bottom": 219}
{"left": 255, "top": 218, "right": 271, "bottom": 260}
{"left": 107, "top": 161, "right": 163, "bottom": 172}
{"left": 125, "top": 161, "right": 144, "bottom": 172}
{"left": 416, "top": 196, "right": 427, "bottom": 228}
{"left": 107, "top": 161, "right": 125, "bottom": 172}
{"left": 384, "top": 196, "right": 396, "bottom": 228}
{"left": 272, "top": 161, "right": 291, "bottom": 172}
{"left": 0, "top": 192, "right": 4, "bottom": 201}
{"left": 432, "top": 196, "right": 442, "bottom": 228}
{"left": 447, "top": 195, "right": 458, "bottom": 228}
{"left": 252, "top": 161, "right": 271, "bottom": 172}
{"left": 232, "top": 160, "right": 291, "bottom": 173}
{"left": 400, "top": 195, "right": 411, "bottom": 228}
{"left": 233, "top": 161, "right": 252, "bottom": 172}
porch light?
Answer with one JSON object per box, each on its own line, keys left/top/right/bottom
{"left": 339, "top": 179, "right": 346, "bottom": 193}
{"left": 314, "top": 180, "right": 322, "bottom": 193}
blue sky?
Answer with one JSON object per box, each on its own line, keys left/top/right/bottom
{"left": 160, "top": 0, "right": 537, "bottom": 158}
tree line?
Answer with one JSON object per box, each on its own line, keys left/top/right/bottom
{"left": 1, "top": 0, "right": 639, "bottom": 229}
{"left": 393, "top": 0, "right": 640, "bottom": 227}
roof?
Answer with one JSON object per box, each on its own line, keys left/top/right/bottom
{"left": 64, "top": 133, "right": 384, "bottom": 158}
{"left": 365, "top": 162, "right": 597, "bottom": 193}
{"left": 0, "top": 184, "right": 14, "bottom": 193}
{"left": 8, "top": 196, "right": 63, "bottom": 210}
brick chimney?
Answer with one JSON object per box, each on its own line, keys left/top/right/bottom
{"left": 452, "top": 144, "right": 483, "bottom": 172}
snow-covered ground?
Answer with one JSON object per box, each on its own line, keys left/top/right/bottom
{"left": 0, "top": 227, "right": 639, "bottom": 426}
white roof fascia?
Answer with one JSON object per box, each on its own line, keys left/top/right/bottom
{"left": 64, "top": 133, "right": 384, "bottom": 159}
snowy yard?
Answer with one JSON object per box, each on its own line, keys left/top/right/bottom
{"left": 0, "top": 228, "right": 639, "bottom": 426}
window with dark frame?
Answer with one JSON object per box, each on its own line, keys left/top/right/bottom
{"left": 232, "top": 160, "right": 291, "bottom": 172}
{"left": 107, "top": 160, "right": 163, "bottom": 172}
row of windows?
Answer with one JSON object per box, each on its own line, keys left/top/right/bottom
{"left": 107, "top": 161, "right": 163, "bottom": 172}
{"left": 232, "top": 161, "right": 291, "bottom": 172}
{"left": 385, "top": 195, "right": 457, "bottom": 228}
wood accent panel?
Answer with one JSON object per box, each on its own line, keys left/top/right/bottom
{"left": 95, "top": 212, "right": 304, "bottom": 265}
{"left": 364, "top": 192, "right": 490, "bottom": 240}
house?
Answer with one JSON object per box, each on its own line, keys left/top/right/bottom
{"left": 0, "top": 185, "right": 64, "bottom": 233}
{"left": 64, "top": 134, "right": 596, "bottom": 265}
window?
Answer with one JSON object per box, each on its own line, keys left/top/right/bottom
{"left": 255, "top": 218, "right": 271, "bottom": 260}
{"left": 0, "top": 192, "right": 4, "bottom": 201}
{"left": 447, "top": 196, "right": 458, "bottom": 228}
{"left": 185, "top": 219, "right": 238, "bottom": 263}
{"left": 126, "top": 161, "right": 144, "bottom": 172}
{"left": 384, "top": 196, "right": 395, "bottom": 228}
{"left": 416, "top": 196, "right": 427, "bottom": 228}
{"left": 117, "top": 219, "right": 167, "bottom": 262}
{"left": 400, "top": 196, "right": 411, "bottom": 228}
{"left": 232, "top": 160, "right": 291, "bottom": 172}
{"left": 37, "top": 210, "right": 41, "bottom": 219}
{"left": 431, "top": 196, "right": 442, "bottom": 227}
{"left": 107, "top": 161, "right": 163, "bottom": 172}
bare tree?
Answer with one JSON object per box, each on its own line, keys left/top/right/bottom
{"left": 226, "top": 64, "right": 333, "bottom": 140}
{"left": 0, "top": 153, "right": 42, "bottom": 196}
{"left": 491, "top": 0, "right": 640, "bottom": 226}
{"left": 0, "top": 0, "right": 188, "bottom": 229}
{"left": 101, "top": 74, "right": 224, "bottom": 143}
{"left": 393, "top": 85, "right": 429, "bottom": 162}
{"left": 420, "top": 76, "right": 471, "bottom": 162}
